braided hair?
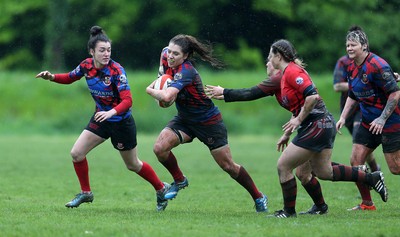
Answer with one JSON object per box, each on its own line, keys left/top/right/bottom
{"left": 169, "top": 34, "right": 224, "bottom": 69}
{"left": 271, "top": 39, "right": 306, "bottom": 68}
{"left": 346, "top": 25, "right": 369, "bottom": 52}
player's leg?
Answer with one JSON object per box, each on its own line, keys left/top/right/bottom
{"left": 382, "top": 131, "right": 400, "bottom": 175}
{"left": 349, "top": 144, "right": 376, "bottom": 209}
{"left": 113, "top": 115, "right": 165, "bottom": 192}
{"left": 66, "top": 129, "right": 105, "bottom": 208}
{"left": 269, "top": 143, "right": 313, "bottom": 218}
{"left": 384, "top": 151, "right": 400, "bottom": 175}
{"left": 296, "top": 161, "right": 328, "bottom": 215}
{"left": 210, "top": 144, "right": 268, "bottom": 212}
{"left": 352, "top": 114, "right": 380, "bottom": 172}
{"left": 155, "top": 126, "right": 190, "bottom": 200}
{"left": 120, "top": 148, "right": 171, "bottom": 211}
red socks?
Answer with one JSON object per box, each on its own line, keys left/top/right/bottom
{"left": 73, "top": 158, "right": 91, "bottom": 192}
{"left": 137, "top": 162, "right": 164, "bottom": 191}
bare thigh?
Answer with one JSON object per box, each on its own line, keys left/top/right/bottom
{"left": 278, "top": 143, "right": 315, "bottom": 183}
{"left": 153, "top": 128, "right": 190, "bottom": 161}
{"left": 210, "top": 145, "right": 240, "bottom": 177}
{"left": 120, "top": 147, "right": 143, "bottom": 172}
{"left": 70, "top": 129, "right": 105, "bottom": 162}
{"left": 309, "top": 149, "right": 333, "bottom": 180}
{"left": 384, "top": 150, "right": 400, "bottom": 174}
{"left": 351, "top": 144, "right": 373, "bottom": 166}
{"left": 295, "top": 161, "right": 313, "bottom": 185}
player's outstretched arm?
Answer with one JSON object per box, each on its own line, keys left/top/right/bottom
{"left": 36, "top": 71, "right": 54, "bottom": 81}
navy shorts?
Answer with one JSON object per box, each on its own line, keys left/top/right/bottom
{"left": 166, "top": 116, "right": 228, "bottom": 151}
{"left": 354, "top": 124, "right": 400, "bottom": 153}
{"left": 291, "top": 113, "right": 336, "bottom": 152}
{"left": 85, "top": 114, "right": 137, "bottom": 151}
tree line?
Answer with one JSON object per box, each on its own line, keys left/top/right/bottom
{"left": 1, "top": 0, "right": 399, "bottom": 73}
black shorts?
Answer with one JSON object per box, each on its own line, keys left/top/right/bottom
{"left": 85, "top": 114, "right": 137, "bottom": 151}
{"left": 354, "top": 124, "right": 400, "bottom": 153}
{"left": 167, "top": 116, "right": 228, "bottom": 151}
{"left": 291, "top": 113, "right": 336, "bottom": 152}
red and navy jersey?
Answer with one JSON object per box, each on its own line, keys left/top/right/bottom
{"left": 347, "top": 52, "right": 400, "bottom": 132}
{"left": 333, "top": 55, "right": 358, "bottom": 113}
{"left": 160, "top": 47, "right": 221, "bottom": 124}
{"left": 257, "top": 70, "right": 284, "bottom": 106}
{"left": 280, "top": 62, "right": 328, "bottom": 120}
{"left": 60, "top": 58, "right": 131, "bottom": 122}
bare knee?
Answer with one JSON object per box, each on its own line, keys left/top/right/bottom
{"left": 210, "top": 146, "right": 238, "bottom": 176}
{"left": 153, "top": 143, "right": 164, "bottom": 158}
{"left": 225, "top": 164, "right": 241, "bottom": 178}
{"left": 314, "top": 172, "right": 331, "bottom": 181}
{"left": 70, "top": 148, "right": 85, "bottom": 162}
{"left": 215, "top": 158, "right": 239, "bottom": 177}
{"left": 295, "top": 170, "right": 312, "bottom": 185}
{"left": 125, "top": 163, "right": 141, "bottom": 172}
{"left": 222, "top": 162, "right": 238, "bottom": 174}
{"left": 153, "top": 142, "right": 172, "bottom": 162}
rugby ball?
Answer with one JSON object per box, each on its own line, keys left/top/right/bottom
{"left": 154, "top": 74, "right": 175, "bottom": 108}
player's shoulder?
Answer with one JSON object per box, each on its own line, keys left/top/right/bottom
{"left": 107, "top": 60, "right": 124, "bottom": 74}
{"left": 109, "top": 59, "right": 124, "bottom": 70}
{"left": 80, "top": 58, "right": 93, "bottom": 67}
{"left": 368, "top": 52, "right": 389, "bottom": 67}
{"left": 286, "top": 63, "right": 306, "bottom": 77}
{"left": 338, "top": 55, "right": 350, "bottom": 62}
{"left": 337, "top": 55, "right": 352, "bottom": 68}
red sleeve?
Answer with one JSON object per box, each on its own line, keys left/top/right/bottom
{"left": 257, "top": 70, "right": 282, "bottom": 95}
{"left": 53, "top": 73, "right": 76, "bottom": 84}
{"left": 114, "top": 90, "right": 132, "bottom": 115}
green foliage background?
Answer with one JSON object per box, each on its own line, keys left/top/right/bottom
{"left": 0, "top": 0, "right": 399, "bottom": 72}
{"left": 0, "top": 70, "right": 339, "bottom": 135}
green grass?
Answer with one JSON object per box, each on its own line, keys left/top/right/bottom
{"left": 1, "top": 134, "right": 399, "bottom": 237}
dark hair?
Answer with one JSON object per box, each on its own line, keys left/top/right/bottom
{"left": 346, "top": 25, "right": 369, "bottom": 51}
{"left": 87, "top": 26, "right": 111, "bottom": 53}
{"left": 169, "top": 34, "right": 224, "bottom": 69}
{"left": 271, "top": 39, "right": 305, "bottom": 68}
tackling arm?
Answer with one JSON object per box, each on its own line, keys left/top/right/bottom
{"left": 223, "top": 86, "right": 267, "bottom": 102}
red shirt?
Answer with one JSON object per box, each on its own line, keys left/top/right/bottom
{"left": 280, "top": 62, "right": 314, "bottom": 116}
{"left": 280, "top": 62, "right": 328, "bottom": 120}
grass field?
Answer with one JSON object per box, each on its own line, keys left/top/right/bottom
{"left": 1, "top": 134, "right": 399, "bottom": 237}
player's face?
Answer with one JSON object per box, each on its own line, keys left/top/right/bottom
{"left": 266, "top": 61, "right": 275, "bottom": 77}
{"left": 267, "top": 48, "right": 281, "bottom": 70}
{"left": 90, "top": 41, "right": 111, "bottom": 68}
{"left": 346, "top": 40, "right": 363, "bottom": 61}
{"left": 167, "top": 43, "right": 188, "bottom": 69}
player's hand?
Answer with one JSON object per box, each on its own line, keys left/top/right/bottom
{"left": 94, "top": 109, "right": 116, "bottom": 122}
{"left": 148, "top": 79, "right": 157, "bottom": 89}
{"left": 336, "top": 117, "right": 345, "bottom": 135}
{"left": 205, "top": 85, "right": 224, "bottom": 100}
{"left": 276, "top": 134, "right": 290, "bottom": 152}
{"left": 369, "top": 117, "right": 385, "bottom": 135}
{"left": 36, "top": 71, "right": 54, "bottom": 81}
{"left": 146, "top": 80, "right": 157, "bottom": 95}
{"left": 282, "top": 117, "right": 301, "bottom": 133}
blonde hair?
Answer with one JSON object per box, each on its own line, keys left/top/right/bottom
{"left": 346, "top": 25, "right": 369, "bottom": 51}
